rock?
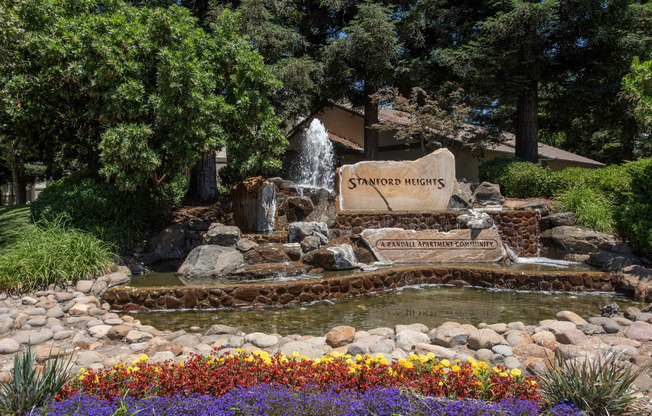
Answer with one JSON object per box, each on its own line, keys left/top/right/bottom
{"left": 68, "top": 304, "right": 90, "bottom": 316}
{"left": 283, "top": 243, "right": 303, "bottom": 261}
{"left": 612, "top": 317, "right": 632, "bottom": 326}
{"left": 205, "top": 325, "right": 245, "bottom": 337}
{"left": 556, "top": 311, "right": 587, "bottom": 326}
{"left": 633, "top": 312, "right": 652, "bottom": 322}
{"left": 556, "top": 344, "right": 596, "bottom": 360}
{"left": 232, "top": 177, "right": 276, "bottom": 233}
{"left": 46, "top": 307, "right": 64, "bottom": 319}
{"left": 538, "top": 320, "right": 577, "bottom": 334}
{"left": 456, "top": 211, "right": 494, "bottom": 230}
{"left": 370, "top": 339, "right": 395, "bottom": 355}
{"left": 555, "top": 329, "right": 590, "bottom": 346}
{"left": 544, "top": 212, "right": 576, "bottom": 229}
{"left": 288, "top": 222, "right": 329, "bottom": 243}
{"left": 91, "top": 269, "right": 131, "bottom": 298}
{"left": 395, "top": 330, "right": 429, "bottom": 351}
{"left": 302, "top": 245, "right": 357, "bottom": 270}
{"left": 447, "top": 180, "right": 474, "bottom": 210}
{"left": 325, "top": 326, "right": 355, "bottom": 348}
{"left": 353, "top": 246, "right": 375, "bottom": 264}
{"left": 75, "top": 351, "right": 104, "bottom": 367}
{"left": 21, "top": 296, "right": 38, "bottom": 306}
{"left": 148, "top": 222, "right": 193, "bottom": 261}
{"left": 486, "top": 323, "right": 508, "bottom": 334}
{"left": 243, "top": 246, "right": 290, "bottom": 264}
{"left": 203, "top": 224, "right": 241, "bottom": 247}
{"left": 503, "top": 356, "right": 522, "bottom": 370}
{"left": 34, "top": 346, "right": 67, "bottom": 363}
{"left": 587, "top": 317, "right": 620, "bottom": 334}
{"left": 505, "top": 331, "right": 533, "bottom": 347}
{"left": 467, "top": 329, "right": 506, "bottom": 350}
{"left": 507, "top": 322, "right": 526, "bottom": 331}
{"left": 337, "top": 150, "right": 455, "bottom": 211}
{"left": 244, "top": 333, "right": 279, "bottom": 349}
{"left": 300, "top": 236, "right": 322, "bottom": 253}
{"left": 430, "top": 325, "right": 471, "bottom": 348}
{"left": 0, "top": 321, "right": 13, "bottom": 335}
{"left": 24, "top": 307, "right": 46, "bottom": 316}
{"left": 473, "top": 182, "right": 502, "bottom": 206}
{"left": 414, "top": 344, "right": 456, "bottom": 359}
{"left": 588, "top": 251, "right": 640, "bottom": 272}
{"left": 26, "top": 317, "right": 46, "bottom": 327}
{"left": 53, "top": 330, "right": 73, "bottom": 340}
{"left": 368, "top": 327, "right": 394, "bottom": 338}
{"left": 76, "top": 280, "right": 94, "bottom": 294}
{"left": 512, "top": 344, "right": 554, "bottom": 360}
{"left": 0, "top": 339, "right": 20, "bottom": 354}
{"left": 624, "top": 307, "right": 642, "bottom": 320}
{"left": 532, "top": 331, "right": 557, "bottom": 350}
{"left": 542, "top": 226, "right": 618, "bottom": 255}
{"left": 177, "top": 246, "right": 244, "bottom": 278}
{"left": 171, "top": 334, "right": 200, "bottom": 349}
{"left": 476, "top": 349, "right": 493, "bottom": 363}
{"left": 284, "top": 197, "right": 314, "bottom": 223}
{"left": 126, "top": 330, "right": 153, "bottom": 344}
{"left": 149, "top": 351, "right": 176, "bottom": 364}
{"left": 396, "top": 324, "right": 428, "bottom": 334}
{"left": 626, "top": 321, "right": 652, "bottom": 342}
{"left": 215, "top": 335, "right": 244, "bottom": 349}
{"left": 490, "top": 354, "right": 504, "bottom": 365}
{"left": 347, "top": 342, "right": 370, "bottom": 356}
{"left": 580, "top": 323, "right": 605, "bottom": 335}
{"left": 492, "top": 345, "right": 513, "bottom": 357}
{"left": 601, "top": 302, "right": 620, "bottom": 318}
{"left": 280, "top": 341, "right": 322, "bottom": 359}
{"left": 514, "top": 201, "right": 550, "bottom": 215}
{"left": 107, "top": 325, "right": 132, "bottom": 340}
{"left": 235, "top": 239, "right": 258, "bottom": 252}
{"left": 12, "top": 329, "right": 53, "bottom": 345}
{"left": 88, "top": 325, "right": 112, "bottom": 339}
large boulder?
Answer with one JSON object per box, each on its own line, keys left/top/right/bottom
{"left": 540, "top": 212, "right": 575, "bottom": 231}
{"left": 177, "top": 246, "right": 244, "bottom": 277}
{"left": 203, "top": 224, "right": 241, "bottom": 247}
{"left": 285, "top": 197, "right": 314, "bottom": 223}
{"left": 588, "top": 251, "right": 641, "bottom": 272}
{"left": 302, "top": 244, "right": 357, "bottom": 270}
{"left": 456, "top": 210, "right": 494, "bottom": 230}
{"left": 619, "top": 265, "right": 652, "bottom": 302}
{"left": 288, "top": 222, "right": 329, "bottom": 243}
{"left": 541, "top": 226, "right": 618, "bottom": 255}
{"left": 447, "top": 180, "right": 474, "bottom": 210}
{"left": 472, "top": 182, "right": 502, "bottom": 206}
{"left": 147, "top": 222, "right": 193, "bottom": 261}
{"left": 243, "top": 246, "right": 291, "bottom": 264}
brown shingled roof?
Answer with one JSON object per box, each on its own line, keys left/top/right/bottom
{"left": 328, "top": 132, "right": 364, "bottom": 153}
{"left": 329, "top": 102, "right": 605, "bottom": 167}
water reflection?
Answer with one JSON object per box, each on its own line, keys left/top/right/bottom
{"left": 132, "top": 285, "right": 643, "bottom": 336}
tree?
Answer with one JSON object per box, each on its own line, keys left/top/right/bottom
{"left": 623, "top": 56, "right": 652, "bottom": 128}
{"left": 0, "top": 0, "right": 285, "bottom": 201}
{"left": 441, "top": 1, "right": 556, "bottom": 163}
{"left": 323, "top": 1, "right": 401, "bottom": 160}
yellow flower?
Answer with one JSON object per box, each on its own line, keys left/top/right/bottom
{"left": 440, "top": 359, "right": 450, "bottom": 368}
{"left": 235, "top": 348, "right": 244, "bottom": 354}
{"left": 292, "top": 351, "right": 300, "bottom": 359}
{"left": 492, "top": 366, "right": 501, "bottom": 373}
{"left": 511, "top": 368, "right": 522, "bottom": 377}
{"left": 348, "top": 367, "right": 356, "bottom": 374}
{"left": 425, "top": 352, "right": 435, "bottom": 361}
{"left": 467, "top": 357, "right": 477, "bottom": 365}
{"left": 499, "top": 371, "right": 508, "bottom": 378}
{"left": 451, "top": 365, "right": 461, "bottom": 372}
{"left": 355, "top": 354, "right": 362, "bottom": 363}
{"left": 139, "top": 354, "right": 149, "bottom": 362}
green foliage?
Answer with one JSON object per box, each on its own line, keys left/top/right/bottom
{"left": 30, "top": 171, "right": 186, "bottom": 248}
{"left": 557, "top": 186, "right": 616, "bottom": 234}
{"left": 0, "top": 346, "right": 72, "bottom": 415}
{"left": 623, "top": 57, "right": 652, "bottom": 129}
{"left": 0, "top": 216, "right": 116, "bottom": 292}
{"left": 615, "top": 158, "right": 652, "bottom": 259}
{"left": 540, "top": 352, "right": 650, "bottom": 416}
{"left": 478, "top": 158, "right": 553, "bottom": 198}
{"left": 0, "top": 204, "right": 30, "bottom": 246}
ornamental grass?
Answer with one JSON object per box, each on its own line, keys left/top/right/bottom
{"left": 57, "top": 350, "right": 540, "bottom": 403}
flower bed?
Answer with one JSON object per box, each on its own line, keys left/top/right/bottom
{"left": 58, "top": 350, "right": 540, "bottom": 403}
{"left": 39, "top": 385, "right": 585, "bottom": 416}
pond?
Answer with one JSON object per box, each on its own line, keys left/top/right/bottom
{"left": 131, "top": 285, "right": 644, "bottom": 336}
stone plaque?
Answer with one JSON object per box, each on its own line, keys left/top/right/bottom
{"left": 335, "top": 149, "right": 455, "bottom": 212}
{"left": 361, "top": 228, "right": 505, "bottom": 263}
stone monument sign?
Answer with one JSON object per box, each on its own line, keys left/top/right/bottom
{"left": 335, "top": 149, "right": 455, "bottom": 211}
{"left": 361, "top": 228, "right": 505, "bottom": 263}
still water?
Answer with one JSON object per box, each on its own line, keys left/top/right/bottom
{"left": 131, "top": 285, "right": 644, "bottom": 336}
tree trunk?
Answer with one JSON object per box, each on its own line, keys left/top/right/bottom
{"left": 364, "top": 85, "right": 380, "bottom": 161}
{"left": 187, "top": 152, "right": 218, "bottom": 201}
{"left": 11, "top": 138, "right": 26, "bottom": 205}
{"left": 515, "top": 87, "right": 539, "bottom": 163}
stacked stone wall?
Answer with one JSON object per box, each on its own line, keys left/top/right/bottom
{"left": 334, "top": 210, "right": 540, "bottom": 257}
{"left": 105, "top": 265, "right": 614, "bottom": 312}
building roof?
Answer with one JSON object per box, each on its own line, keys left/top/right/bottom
{"left": 288, "top": 103, "right": 605, "bottom": 167}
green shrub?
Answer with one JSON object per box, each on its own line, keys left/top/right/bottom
{"left": 0, "top": 346, "right": 72, "bottom": 415}
{"left": 30, "top": 171, "right": 187, "bottom": 248}
{"left": 549, "top": 165, "right": 632, "bottom": 202}
{"left": 0, "top": 217, "right": 116, "bottom": 292}
{"left": 556, "top": 186, "right": 616, "bottom": 234}
{"left": 617, "top": 202, "right": 652, "bottom": 260}
{"left": 478, "top": 158, "right": 553, "bottom": 198}
{"left": 540, "top": 352, "right": 650, "bottom": 416}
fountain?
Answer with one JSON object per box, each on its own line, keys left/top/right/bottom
{"left": 294, "top": 119, "right": 334, "bottom": 191}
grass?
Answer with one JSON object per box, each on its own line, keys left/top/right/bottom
{"left": 0, "top": 204, "right": 31, "bottom": 246}
{"left": 555, "top": 186, "right": 616, "bottom": 234}
{"left": 0, "top": 211, "right": 117, "bottom": 292}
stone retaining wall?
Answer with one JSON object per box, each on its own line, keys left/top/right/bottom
{"left": 334, "top": 211, "right": 540, "bottom": 257}
{"left": 105, "top": 266, "right": 615, "bottom": 312}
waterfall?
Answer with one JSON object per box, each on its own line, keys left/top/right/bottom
{"left": 295, "top": 119, "right": 334, "bottom": 191}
